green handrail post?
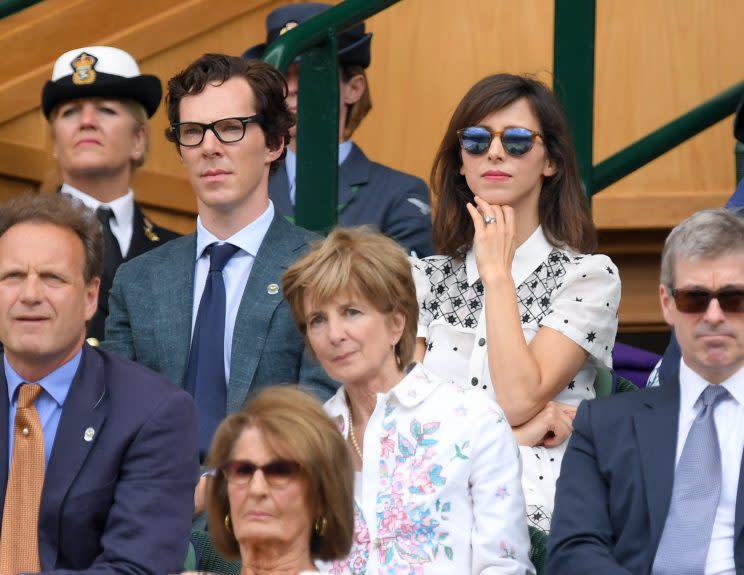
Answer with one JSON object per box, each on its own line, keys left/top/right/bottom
{"left": 262, "top": 0, "right": 401, "bottom": 233}
{"left": 592, "top": 80, "right": 744, "bottom": 194}
{"left": 0, "top": 0, "right": 42, "bottom": 19}
{"left": 294, "top": 34, "right": 340, "bottom": 235}
{"left": 553, "top": 0, "right": 596, "bottom": 201}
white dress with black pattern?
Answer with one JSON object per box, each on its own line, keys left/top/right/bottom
{"left": 411, "top": 226, "right": 621, "bottom": 532}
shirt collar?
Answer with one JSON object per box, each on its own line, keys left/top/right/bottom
{"left": 465, "top": 225, "right": 554, "bottom": 287}
{"left": 61, "top": 183, "right": 134, "bottom": 227}
{"left": 4, "top": 348, "right": 82, "bottom": 407}
{"left": 679, "top": 358, "right": 744, "bottom": 412}
{"left": 195, "top": 201, "right": 275, "bottom": 260}
{"left": 324, "top": 363, "right": 443, "bottom": 433}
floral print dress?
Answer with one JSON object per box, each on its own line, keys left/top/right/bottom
{"left": 322, "top": 364, "right": 534, "bottom": 575}
{"left": 411, "top": 226, "right": 621, "bottom": 532}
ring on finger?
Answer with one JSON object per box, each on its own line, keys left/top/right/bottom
{"left": 484, "top": 215, "right": 497, "bottom": 225}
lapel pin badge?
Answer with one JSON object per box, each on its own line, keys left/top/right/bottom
{"left": 84, "top": 427, "right": 95, "bottom": 442}
{"left": 267, "top": 283, "right": 279, "bottom": 295}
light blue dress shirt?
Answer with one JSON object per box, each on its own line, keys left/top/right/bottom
{"left": 5, "top": 349, "right": 81, "bottom": 467}
{"left": 286, "top": 140, "right": 353, "bottom": 206}
{"left": 192, "top": 201, "right": 274, "bottom": 384}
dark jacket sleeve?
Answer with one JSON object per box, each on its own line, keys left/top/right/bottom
{"left": 547, "top": 400, "right": 635, "bottom": 575}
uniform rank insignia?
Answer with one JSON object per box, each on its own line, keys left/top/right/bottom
{"left": 71, "top": 52, "right": 98, "bottom": 85}
{"left": 143, "top": 218, "right": 160, "bottom": 242}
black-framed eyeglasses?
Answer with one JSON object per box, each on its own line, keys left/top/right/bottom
{"left": 220, "top": 458, "right": 301, "bottom": 487}
{"left": 168, "top": 115, "right": 264, "bottom": 147}
{"left": 671, "top": 287, "right": 744, "bottom": 314}
{"left": 457, "top": 126, "right": 543, "bottom": 157}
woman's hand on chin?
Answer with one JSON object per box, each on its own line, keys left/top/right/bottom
{"left": 466, "top": 197, "right": 516, "bottom": 285}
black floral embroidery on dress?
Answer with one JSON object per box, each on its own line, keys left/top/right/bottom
{"left": 416, "top": 248, "right": 572, "bottom": 329}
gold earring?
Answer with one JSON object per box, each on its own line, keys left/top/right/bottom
{"left": 314, "top": 516, "right": 327, "bottom": 537}
{"left": 225, "top": 513, "right": 233, "bottom": 534}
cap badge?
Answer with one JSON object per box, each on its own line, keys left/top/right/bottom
{"left": 279, "top": 21, "right": 299, "bottom": 36}
{"left": 71, "top": 52, "right": 98, "bottom": 85}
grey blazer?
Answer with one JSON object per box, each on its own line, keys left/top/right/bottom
{"left": 103, "top": 214, "right": 337, "bottom": 410}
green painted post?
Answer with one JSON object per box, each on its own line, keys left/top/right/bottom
{"left": 263, "top": 0, "right": 402, "bottom": 234}
{"left": 553, "top": 0, "right": 596, "bottom": 200}
{"left": 294, "top": 34, "right": 339, "bottom": 234}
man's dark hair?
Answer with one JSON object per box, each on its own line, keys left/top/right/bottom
{"left": 165, "top": 53, "right": 294, "bottom": 175}
{"left": 0, "top": 193, "right": 103, "bottom": 282}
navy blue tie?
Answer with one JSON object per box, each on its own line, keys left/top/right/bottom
{"left": 185, "top": 242, "right": 240, "bottom": 457}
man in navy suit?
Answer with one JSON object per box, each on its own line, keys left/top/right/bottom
{"left": 549, "top": 209, "right": 744, "bottom": 574}
{"left": 243, "top": 3, "right": 434, "bottom": 257}
{"left": 0, "top": 193, "right": 198, "bottom": 574}
{"left": 105, "top": 54, "right": 336, "bottom": 462}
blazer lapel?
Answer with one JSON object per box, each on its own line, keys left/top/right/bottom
{"left": 0, "top": 371, "right": 9, "bottom": 526}
{"left": 227, "top": 216, "right": 303, "bottom": 412}
{"left": 337, "top": 143, "right": 370, "bottom": 214}
{"left": 38, "top": 346, "right": 108, "bottom": 567}
{"left": 268, "top": 167, "right": 295, "bottom": 218}
{"left": 154, "top": 235, "right": 196, "bottom": 388}
{"left": 127, "top": 203, "right": 151, "bottom": 260}
{"left": 634, "top": 364, "right": 681, "bottom": 550}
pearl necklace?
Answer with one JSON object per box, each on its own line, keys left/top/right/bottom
{"left": 347, "top": 407, "right": 364, "bottom": 461}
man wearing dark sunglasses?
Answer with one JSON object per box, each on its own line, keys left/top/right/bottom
{"left": 549, "top": 208, "right": 744, "bottom": 574}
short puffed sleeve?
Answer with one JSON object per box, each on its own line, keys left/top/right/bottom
{"left": 539, "top": 254, "right": 621, "bottom": 368}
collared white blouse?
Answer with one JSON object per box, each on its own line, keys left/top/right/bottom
{"left": 411, "top": 226, "right": 621, "bottom": 531}
{"left": 322, "top": 363, "right": 534, "bottom": 575}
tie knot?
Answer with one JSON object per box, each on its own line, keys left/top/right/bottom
{"left": 17, "top": 384, "right": 42, "bottom": 409}
{"left": 96, "top": 206, "right": 115, "bottom": 225}
{"left": 208, "top": 243, "right": 240, "bottom": 272}
{"left": 701, "top": 384, "right": 728, "bottom": 408}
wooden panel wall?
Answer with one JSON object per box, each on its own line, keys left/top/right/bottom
{"left": 0, "top": 0, "right": 742, "bottom": 330}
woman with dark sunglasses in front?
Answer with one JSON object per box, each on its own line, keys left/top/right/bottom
{"left": 412, "top": 73, "right": 621, "bottom": 533}
{"left": 200, "top": 386, "right": 354, "bottom": 574}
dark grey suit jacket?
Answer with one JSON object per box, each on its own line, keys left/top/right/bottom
{"left": 103, "top": 214, "right": 337, "bottom": 411}
{"left": 270, "top": 143, "right": 434, "bottom": 257}
{"left": 548, "top": 359, "right": 744, "bottom": 574}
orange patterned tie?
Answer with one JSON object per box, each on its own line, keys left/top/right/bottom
{"left": 0, "top": 383, "right": 45, "bottom": 573}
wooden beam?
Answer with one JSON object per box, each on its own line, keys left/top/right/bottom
{"left": 0, "top": 0, "right": 274, "bottom": 125}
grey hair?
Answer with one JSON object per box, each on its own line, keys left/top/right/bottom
{"left": 660, "top": 208, "right": 744, "bottom": 287}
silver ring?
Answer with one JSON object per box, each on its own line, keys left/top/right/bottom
{"left": 484, "top": 215, "right": 496, "bottom": 225}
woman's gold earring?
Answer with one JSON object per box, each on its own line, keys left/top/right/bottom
{"left": 225, "top": 513, "right": 233, "bottom": 534}
{"left": 314, "top": 516, "right": 327, "bottom": 537}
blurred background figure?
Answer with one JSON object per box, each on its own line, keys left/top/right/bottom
{"left": 243, "top": 3, "right": 434, "bottom": 257}
{"left": 283, "top": 227, "right": 533, "bottom": 574}
{"left": 42, "top": 45, "right": 179, "bottom": 343}
{"left": 204, "top": 386, "right": 354, "bottom": 575}
{"left": 412, "top": 74, "right": 621, "bottom": 532}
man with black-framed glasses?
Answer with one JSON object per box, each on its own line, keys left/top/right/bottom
{"left": 104, "top": 54, "right": 337, "bottom": 468}
{"left": 549, "top": 208, "right": 744, "bottom": 574}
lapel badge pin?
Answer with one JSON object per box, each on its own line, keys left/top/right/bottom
{"left": 143, "top": 218, "right": 160, "bottom": 242}
{"left": 267, "top": 283, "right": 279, "bottom": 295}
{"left": 84, "top": 427, "right": 95, "bottom": 442}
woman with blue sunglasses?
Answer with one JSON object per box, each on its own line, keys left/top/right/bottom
{"left": 412, "top": 74, "right": 621, "bottom": 532}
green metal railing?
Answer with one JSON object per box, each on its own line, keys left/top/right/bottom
{"left": 553, "top": 0, "right": 744, "bottom": 199}
{"left": 0, "top": 0, "right": 41, "bottom": 19}
{"left": 265, "top": 0, "right": 744, "bottom": 228}
{"left": 263, "top": 0, "right": 400, "bottom": 233}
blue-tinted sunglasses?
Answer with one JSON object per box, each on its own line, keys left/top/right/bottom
{"left": 457, "top": 126, "right": 543, "bottom": 157}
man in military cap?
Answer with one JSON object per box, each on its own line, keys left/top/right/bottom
{"left": 42, "top": 46, "right": 179, "bottom": 343}
{"left": 244, "top": 2, "right": 434, "bottom": 257}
